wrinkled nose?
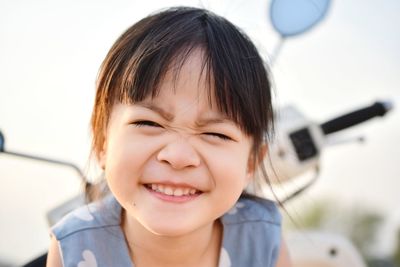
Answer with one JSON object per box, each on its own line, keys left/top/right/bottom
{"left": 157, "top": 137, "right": 201, "bottom": 169}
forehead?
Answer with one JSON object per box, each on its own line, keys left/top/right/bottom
{"left": 146, "top": 49, "right": 217, "bottom": 109}
{"left": 164, "top": 48, "right": 204, "bottom": 79}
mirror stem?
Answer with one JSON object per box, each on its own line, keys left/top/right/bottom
{"left": 269, "top": 36, "right": 285, "bottom": 66}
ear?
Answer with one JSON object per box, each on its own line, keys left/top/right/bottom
{"left": 98, "top": 151, "right": 106, "bottom": 170}
{"left": 245, "top": 144, "right": 268, "bottom": 182}
{"left": 98, "top": 141, "right": 107, "bottom": 170}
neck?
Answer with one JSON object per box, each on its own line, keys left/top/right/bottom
{"left": 122, "top": 211, "right": 222, "bottom": 267}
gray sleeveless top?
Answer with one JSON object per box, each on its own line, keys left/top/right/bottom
{"left": 52, "top": 195, "right": 281, "bottom": 267}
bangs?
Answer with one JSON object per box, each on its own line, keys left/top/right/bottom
{"left": 96, "top": 6, "right": 273, "bottom": 142}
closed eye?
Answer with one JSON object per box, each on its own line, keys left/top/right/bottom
{"left": 203, "top": 132, "right": 232, "bottom": 141}
{"left": 132, "top": 120, "right": 162, "bottom": 128}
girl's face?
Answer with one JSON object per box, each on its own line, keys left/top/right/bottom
{"left": 100, "top": 50, "right": 255, "bottom": 237}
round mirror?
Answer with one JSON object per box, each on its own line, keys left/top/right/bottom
{"left": 270, "top": 0, "right": 331, "bottom": 37}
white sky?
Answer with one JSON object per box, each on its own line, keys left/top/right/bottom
{"left": 0, "top": 0, "right": 399, "bottom": 264}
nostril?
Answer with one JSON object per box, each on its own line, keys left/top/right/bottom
{"left": 157, "top": 141, "right": 201, "bottom": 169}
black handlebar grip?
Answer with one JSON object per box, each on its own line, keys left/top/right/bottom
{"left": 320, "top": 101, "right": 392, "bottom": 135}
{"left": 0, "top": 130, "right": 4, "bottom": 152}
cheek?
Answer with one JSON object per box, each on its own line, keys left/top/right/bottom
{"left": 205, "top": 151, "right": 250, "bottom": 214}
{"left": 104, "top": 136, "right": 160, "bottom": 206}
{"left": 104, "top": 135, "right": 157, "bottom": 181}
{"left": 206, "top": 146, "right": 251, "bottom": 188}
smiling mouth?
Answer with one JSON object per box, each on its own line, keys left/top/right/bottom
{"left": 144, "top": 183, "right": 202, "bottom": 197}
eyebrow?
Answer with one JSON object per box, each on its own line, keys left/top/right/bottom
{"left": 137, "top": 102, "right": 234, "bottom": 127}
{"left": 195, "top": 116, "right": 233, "bottom": 127}
{"left": 137, "top": 102, "right": 174, "bottom": 121}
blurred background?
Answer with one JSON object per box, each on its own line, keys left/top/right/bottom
{"left": 0, "top": 0, "right": 399, "bottom": 266}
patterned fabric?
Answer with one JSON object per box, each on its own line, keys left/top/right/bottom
{"left": 52, "top": 195, "right": 281, "bottom": 267}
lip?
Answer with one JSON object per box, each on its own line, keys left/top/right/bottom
{"left": 143, "top": 182, "right": 203, "bottom": 204}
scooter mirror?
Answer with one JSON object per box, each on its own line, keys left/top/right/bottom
{"left": 270, "top": 0, "right": 331, "bottom": 37}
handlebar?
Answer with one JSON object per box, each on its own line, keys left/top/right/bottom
{"left": 0, "top": 130, "right": 85, "bottom": 180}
{"left": 320, "top": 101, "right": 393, "bottom": 135}
{"left": 0, "top": 130, "right": 4, "bottom": 152}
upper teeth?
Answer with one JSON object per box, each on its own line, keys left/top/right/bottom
{"left": 150, "top": 184, "right": 198, "bottom": 196}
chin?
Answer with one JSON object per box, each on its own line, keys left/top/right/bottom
{"left": 143, "top": 214, "right": 211, "bottom": 238}
{"left": 145, "top": 223, "right": 196, "bottom": 237}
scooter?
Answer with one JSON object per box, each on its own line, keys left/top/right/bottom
{"left": 0, "top": 130, "right": 85, "bottom": 267}
{"left": 262, "top": 2, "right": 393, "bottom": 264}
{"left": 264, "top": 100, "right": 392, "bottom": 267}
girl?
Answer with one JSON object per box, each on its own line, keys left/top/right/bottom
{"left": 47, "top": 6, "right": 291, "bottom": 267}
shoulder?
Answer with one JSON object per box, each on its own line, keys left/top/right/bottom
{"left": 222, "top": 195, "right": 281, "bottom": 226}
{"left": 51, "top": 194, "right": 121, "bottom": 241}
{"left": 49, "top": 195, "right": 132, "bottom": 266}
{"left": 220, "top": 196, "right": 283, "bottom": 266}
